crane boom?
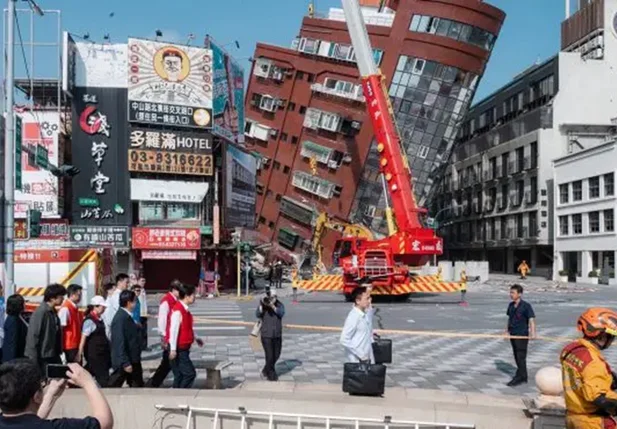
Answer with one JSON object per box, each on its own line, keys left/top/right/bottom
{"left": 340, "top": 0, "right": 422, "bottom": 232}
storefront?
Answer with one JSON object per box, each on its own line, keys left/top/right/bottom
{"left": 131, "top": 227, "right": 202, "bottom": 290}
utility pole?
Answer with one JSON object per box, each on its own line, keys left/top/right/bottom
{"left": 4, "top": 0, "right": 16, "bottom": 295}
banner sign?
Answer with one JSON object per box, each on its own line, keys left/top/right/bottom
{"left": 130, "top": 179, "right": 209, "bottom": 203}
{"left": 69, "top": 226, "right": 129, "bottom": 247}
{"left": 209, "top": 39, "right": 245, "bottom": 144}
{"left": 141, "top": 250, "right": 197, "bottom": 260}
{"left": 128, "top": 150, "right": 213, "bottom": 176}
{"left": 127, "top": 38, "right": 213, "bottom": 129}
{"left": 225, "top": 144, "right": 257, "bottom": 228}
{"left": 15, "top": 111, "right": 62, "bottom": 218}
{"left": 14, "top": 219, "right": 69, "bottom": 240}
{"left": 71, "top": 87, "right": 131, "bottom": 226}
{"left": 129, "top": 127, "right": 212, "bottom": 154}
{"left": 131, "top": 227, "right": 201, "bottom": 250}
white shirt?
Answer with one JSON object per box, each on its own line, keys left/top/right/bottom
{"left": 340, "top": 306, "right": 375, "bottom": 363}
{"left": 138, "top": 291, "right": 148, "bottom": 317}
{"left": 58, "top": 299, "right": 77, "bottom": 327}
{"left": 168, "top": 301, "right": 195, "bottom": 352}
{"left": 157, "top": 293, "right": 177, "bottom": 336}
{"left": 103, "top": 289, "right": 122, "bottom": 339}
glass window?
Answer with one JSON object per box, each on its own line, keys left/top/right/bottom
{"left": 140, "top": 202, "right": 165, "bottom": 220}
{"left": 559, "top": 215, "right": 568, "bottom": 235}
{"left": 589, "top": 211, "right": 600, "bottom": 233}
{"left": 605, "top": 209, "right": 615, "bottom": 232}
{"left": 459, "top": 24, "right": 472, "bottom": 43}
{"left": 572, "top": 214, "right": 582, "bottom": 234}
{"left": 589, "top": 176, "right": 600, "bottom": 199}
{"left": 447, "top": 22, "right": 462, "bottom": 40}
{"left": 409, "top": 15, "right": 422, "bottom": 31}
{"left": 604, "top": 173, "right": 614, "bottom": 196}
{"left": 559, "top": 183, "right": 569, "bottom": 204}
{"left": 418, "top": 16, "right": 431, "bottom": 32}
{"left": 573, "top": 181, "right": 583, "bottom": 201}
{"left": 428, "top": 17, "right": 439, "bottom": 34}
{"left": 436, "top": 19, "right": 451, "bottom": 36}
{"left": 167, "top": 203, "right": 199, "bottom": 220}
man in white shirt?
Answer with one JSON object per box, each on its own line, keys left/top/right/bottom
{"left": 340, "top": 286, "right": 375, "bottom": 363}
{"left": 103, "top": 273, "right": 129, "bottom": 340}
{"left": 168, "top": 283, "right": 203, "bottom": 388}
{"left": 146, "top": 279, "right": 181, "bottom": 387}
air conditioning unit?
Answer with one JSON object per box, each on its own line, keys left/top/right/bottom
{"left": 269, "top": 129, "right": 278, "bottom": 137}
{"left": 327, "top": 160, "right": 339, "bottom": 169}
{"left": 351, "top": 121, "right": 362, "bottom": 130}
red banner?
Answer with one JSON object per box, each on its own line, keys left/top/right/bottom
{"left": 131, "top": 227, "right": 201, "bottom": 250}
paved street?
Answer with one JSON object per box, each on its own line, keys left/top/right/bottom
{"left": 144, "top": 276, "right": 617, "bottom": 396}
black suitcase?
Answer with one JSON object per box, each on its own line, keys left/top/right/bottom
{"left": 372, "top": 338, "right": 392, "bottom": 364}
{"left": 342, "top": 362, "right": 386, "bottom": 396}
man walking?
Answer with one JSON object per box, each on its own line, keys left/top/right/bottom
{"left": 25, "top": 284, "right": 66, "bottom": 372}
{"left": 505, "top": 284, "right": 536, "bottom": 386}
{"left": 256, "top": 289, "right": 285, "bottom": 381}
{"left": 137, "top": 277, "right": 149, "bottom": 350}
{"left": 58, "top": 284, "right": 84, "bottom": 363}
{"left": 340, "top": 286, "right": 374, "bottom": 363}
{"left": 168, "top": 284, "right": 203, "bottom": 388}
{"left": 109, "top": 290, "right": 143, "bottom": 387}
{"left": 146, "top": 279, "right": 181, "bottom": 387}
{"left": 103, "top": 273, "right": 129, "bottom": 339}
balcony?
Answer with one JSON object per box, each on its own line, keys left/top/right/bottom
{"left": 292, "top": 171, "right": 336, "bottom": 199}
{"left": 311, "top": 82, "right": 365, "bottom": 103}
{"left": 253, "top": 58, "right": 287, "bottom": 82}
{"left": 280, "top": 196, "right": 315, "bottom": 226}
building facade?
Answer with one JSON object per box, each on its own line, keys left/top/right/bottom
{"left": 245, "top": 0, "right": 505, "bottom": 264}
{"left": 435, "top": 57, "right": 558, "bottom": 276}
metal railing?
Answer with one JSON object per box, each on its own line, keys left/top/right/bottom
{"left": 154, "top": 405, "right": 476, "bottom": 429}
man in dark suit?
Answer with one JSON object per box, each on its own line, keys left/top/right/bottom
{"left": 109, "top": 290, "right": 143, "bottom": 387}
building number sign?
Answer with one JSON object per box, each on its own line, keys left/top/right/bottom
{"left": 128, "top": 149, "right": 213, "bottom": 176}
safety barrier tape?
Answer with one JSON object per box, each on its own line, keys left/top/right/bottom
{"left": 193, "top": 317, "right": 572, "bottom": 343}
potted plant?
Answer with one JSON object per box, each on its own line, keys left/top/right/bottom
{"left": 586, "top": 270, "right": 599, "bottom": 285}
{"left": 558, "top": 269, "right": 569, "bottom": 283}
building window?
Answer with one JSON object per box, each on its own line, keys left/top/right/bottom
{"left": 275, "top": 194, "right": 282, "bottom": 202}
{"left": 589, "top": 176, "right": 600, "bottom": 199}
{"left": 528, "top": 211, "right": 537, "bottom": 236}
{"left": 291, "top": 136, "right": 298, "bottom": 144}
{"left": 605, "top": 209, "right": 615, "bottom": 232}
{"left": 559, "top": 183, "right": 569, "bottom": 204}
{"left": 409, "top": 15, "right": 496, "bottom": 50}
{"left": 559, "top": 216, "right": 568, "bottom": 235}
{"left": 417, "top": 145, "right": 429, "bottom": 159}
{"left": 307, "top": 73, "right": 315, "bottom": 83}
{"left": 299, "top": 106, "right": 307, "bottom": 114}
{"left": 573, "top": 181, "right": 582, "bottom": 201}
{"left": 572, "top": 214, "right": 582, "bottom": 234}
{"left": 273, "top": 161, "right": 281, "bottom": 170}
{"left": 297, "top": 71, "right": 305, "bottom": 80}
{"left": 268, "top": 221, "right": 275, "bottom": 229}
{"left": 500, "top": 216, "right": 508, "bottom": 239}
{"left": 140, "top": 202, "right": 200, "bottom": 221}
{"left": 288, "top": 102, "right": 296, "bottom": 111}
{"left": 283, "top": 165, "right": 290, "bottom": 174}
{"left": 280, "top": 133, "right": 288, "bottom": 142}
{"left": 259, "top": 216, "right": 266, "bottom": 224}
{"left": 605, "top": 173, "right": 615, "bottom": 196}
{"left": 589, "top": 211, "right": 600, "bottom": 233}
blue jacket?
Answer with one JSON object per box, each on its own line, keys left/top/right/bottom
{"left": 2, "top": 315, "right": 27, "bottom": 362}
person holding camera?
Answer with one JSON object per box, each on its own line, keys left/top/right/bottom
{"left": 256, "top": 290, "right": 285, "bottom": 381}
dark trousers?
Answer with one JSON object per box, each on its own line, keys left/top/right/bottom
{"left": 510, "top": 339, "right": 528, "bottom": 381}
{"left": 65, "top": 349, "right": 79, "bottom": 363}
{"left": 147, "top": 348, "right": 171, "bottom": 387}
{"left": 86, "top": 359, "right": 110, "bottom": 388}
{"left": 261, "top": 337, "right": 282, "bottom": 380}
{"left": 109, "top": 362, "right": 144, "bottom": 387}
{"left": 140, "top": 318, "right": 148, "bottom": 350}
{"left": 171, "top": 349, "right": 196, "bottom": 388}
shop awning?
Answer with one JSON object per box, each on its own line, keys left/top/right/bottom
{"left": 131, "top": 179, "right": 209, "bottom": 203}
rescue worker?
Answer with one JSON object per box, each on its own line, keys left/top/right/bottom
{"left": 518, "top": 260, "right": 530, "bottom": 279}
{"left": 561, "top": 307, "right": 617, "bottom": 429}
{"left": 58, "top": 284, "right": 84, "bottom": 363}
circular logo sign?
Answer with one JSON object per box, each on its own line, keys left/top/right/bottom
{"left": 193, "top": 108, "right": 211, "bottom": 127}
{"left": 153, "top": 46, "right": 190, "bottom": 83}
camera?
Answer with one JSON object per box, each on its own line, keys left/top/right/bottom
{"left": 261, "top": 296, "right": 271, "bottom": 305}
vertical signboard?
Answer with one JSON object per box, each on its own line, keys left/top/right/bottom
{"left": 14, "top": 111, "right": 60, "bottom": 218}
{"left": 225, "top": 144, "right": 257, "bottom": 228}
{"left": 71, "top": 87, "right": 131, "bottom": 226}
{"left": 14, "top": 115, "right": 22, "bottom": 191}
{"left": 127, "top": 38, "right": 213, "bottom": 129}
{"left": 209, "top": 40, "right": 245, "bottom": 144}
{"left": 61, "top": 31, "right": 76, "bottom": 98}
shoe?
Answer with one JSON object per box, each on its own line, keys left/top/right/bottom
{"left": 507, "top": 378, "right": 525, "bottom": 387}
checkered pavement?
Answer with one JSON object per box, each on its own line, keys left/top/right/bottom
{"left": 181, "top": 326, "right": 617, "bottom": 396}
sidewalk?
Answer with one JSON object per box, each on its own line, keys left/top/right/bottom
{"left": 49, "top": 381, "right": 533, "bottom": 429}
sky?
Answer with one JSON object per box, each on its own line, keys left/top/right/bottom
{"left": 12, "top": 0, "right": 568, "bottom": 104}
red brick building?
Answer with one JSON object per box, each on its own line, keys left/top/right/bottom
{"left": 245, "top": 0, "right": 505, "bottom": 265}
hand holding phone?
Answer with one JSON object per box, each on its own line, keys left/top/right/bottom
{"left": 46, "top": 364, "right": 70, "bottom": 380}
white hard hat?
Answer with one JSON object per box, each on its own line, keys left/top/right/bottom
{"left": 90, "top": 296, "right": 108, "bottom": 307}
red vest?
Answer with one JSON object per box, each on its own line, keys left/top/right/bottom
{"left": 160, "top": 292, "right": 177, "bottom": 344}
{"left": 165, "top": 302, "right": 194, "bottom": 350}
{"left": 61, "top": 300, "right": 83, "bottom": 351}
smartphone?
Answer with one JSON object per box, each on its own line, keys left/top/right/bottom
{"left": 46, "top": 364, "right": 70, "bottom": 379}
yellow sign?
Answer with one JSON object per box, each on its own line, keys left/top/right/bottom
{"left": 128, "top": 149, "right": 213, "bottom": 176}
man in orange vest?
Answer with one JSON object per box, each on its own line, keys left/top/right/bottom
{"left": 58, "top": 284, "right": 84, "bottom": 363}
{"left": 167, "top": 283, "right": 203, "bottom": 388}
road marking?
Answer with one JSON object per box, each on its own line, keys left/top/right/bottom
{"left": 407, "top": 319, "right": 415, "bottom": 323}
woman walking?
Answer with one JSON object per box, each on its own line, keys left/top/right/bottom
{"left": 78, "top": 296, "right": 111, "bottom": 387}
{"left": 2, "top": 294, "right": 28, "bottom": 363}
